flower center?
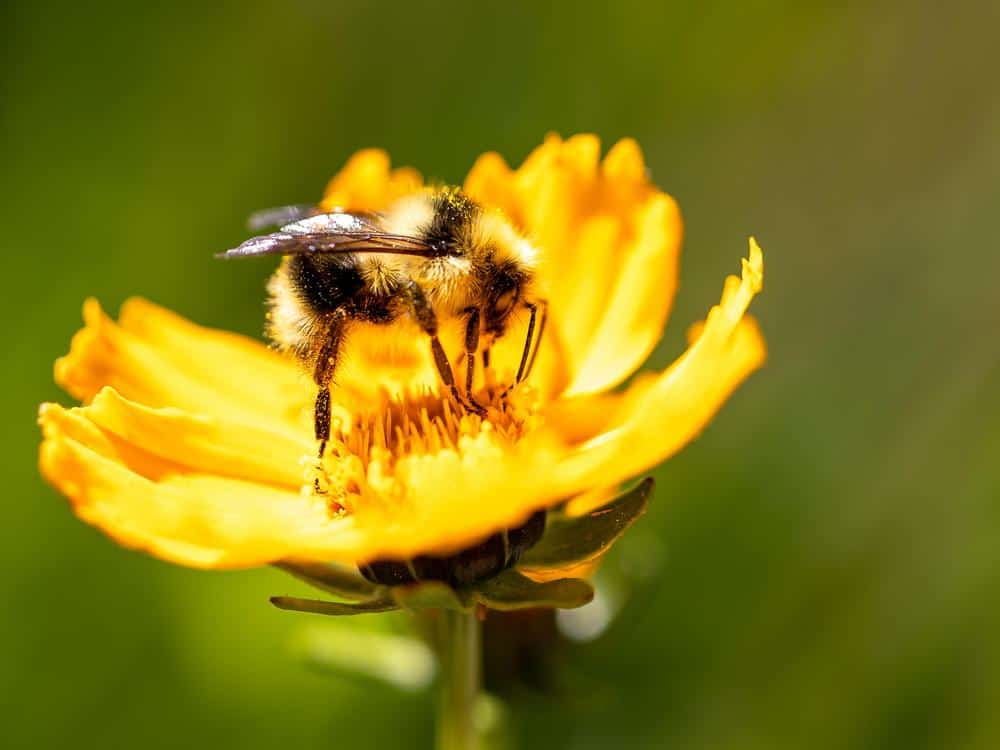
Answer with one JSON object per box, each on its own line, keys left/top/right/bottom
{"left": 312, "top": 384, "right": 540, "bottom": 516}
{"left": 329, "top": 386, "right": 535, "bottom": 473}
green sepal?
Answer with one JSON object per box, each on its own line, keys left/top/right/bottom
{"left": 274, "top": 560, "right": 382, "bottom": 601}
{"left": 472, "top": 569, "right": 594, "bottom": 611}
{"left": 519, "top": 477, "right": 654, "bottom": 570}
{"left": 270, "top": 595, "right": 399, "bottom": 616}
{"left": 391, "top": 580, "right": 475, "bottom": 613}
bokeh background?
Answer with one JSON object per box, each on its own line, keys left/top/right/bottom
{"left": 3, "top": 0, "right": 999, "bottom": 747}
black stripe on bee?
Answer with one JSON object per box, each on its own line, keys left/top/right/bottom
{"left": 288, "top": 254, "right": 366, "bottom": 313}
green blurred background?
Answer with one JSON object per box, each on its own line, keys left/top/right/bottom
{"left": 4, "top": 0, "right": 999, "bottom": 747}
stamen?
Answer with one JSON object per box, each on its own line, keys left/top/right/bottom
{"left": 328, "top": 385, "right": 534, "bottom": 474}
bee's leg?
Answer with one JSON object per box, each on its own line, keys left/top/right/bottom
{"left": 405, "top": 281, "right": 485, "bottom": 417}
{"left": 480, "top": 347, "right": 494, "bottom": 395}
{"left": 522, "top": 299, "right": 548, "bottom": 381}
{"left": 513, "top": 302, "right": 538, "bottom": 385}
{"left": 312, "top": 310, "right": 346, "bottom": 462}
{"left": 462, "top": 307, "right": 488, "bottom": 412}
{"left": 502, "top": 299, "right": 548, "bottom": 398}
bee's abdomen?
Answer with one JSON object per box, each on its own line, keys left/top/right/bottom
{"left": 359, "top": 510, "right": 546, "bottom": 588}
{"left": 288, "top": 254, "right": 366, "bottom": 313}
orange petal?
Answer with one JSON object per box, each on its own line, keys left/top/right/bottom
{"left": 464, "top": 135, "right": 682, "bottom": 398}
{"left": 39, "top": 422, "right": 354, "bottom": 569}
{"left": 56, "top": 299, "right": 309, "bottom": 438}
{"left": 40, "top": 391, "right": 568, "bottom": 566}
{"left": 553, "top": 239, "right": 766, "bottom": 491}
{"left": 344, "top": 428, "right": 559, "bottom": 560}
{"left": 463, "top": 151, "right": 519, "bottom": 221}
{"left": 80, "top": 388, "right": 311, "bottom": 488}
{"left": 564, "top": 192, "right": 682, "bottom": 395}
{"left": 40, "top": 401, "right": 189, "bottom": 481}
{"left": 319, "top": 149, "right": 424, "bottom": 212}
{"left": 118, "top": 298, "right": 304, "bottom": 406}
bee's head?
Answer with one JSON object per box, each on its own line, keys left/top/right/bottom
{"left": 484, "top": 260, "right": 530, "bottom": 336}
{"left": 472, "top": 209, "right": 540, "bottom": 337}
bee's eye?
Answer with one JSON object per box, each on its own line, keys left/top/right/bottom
{"left": 493, "top": 288, "right": 517, "bottom": 317}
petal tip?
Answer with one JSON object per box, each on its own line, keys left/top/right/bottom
{"left": 38, "top": 401, "right": 58, "bottom": 424}
{"left": 745, "top": 237, "right": 764, "bottom": 292}
{"left": 602, "top": 137, "right": 647, "bottom": 182}
{"left": 81, "top": 297, "right": 105, "bottom": 326}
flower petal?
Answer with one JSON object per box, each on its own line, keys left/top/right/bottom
{"left": 79, "top": 387, "right": 311, "bottom": 488}
{"left": 39, "top": 412, "right": 358, "bottom": 568}
{"left": 118, "top": 298, "right": 305, "bottom": 408}
{"left": 352, "top": 428, "right": 567, "bottom": 560}
{"left": 318, "top": 149, "right": 423, "bottom": 212}
{"left": 56, "top": 299, "right": 310, "bottom": 438}
{"left": 464, "top": 135, "right": 682, "bottom": 398}
{"left": 39, "top": 395, "right": 564, "bottom": 566}
{"left": 553, "top": 239, "right": 766, "bottom": 491}
{"left": 563, "top": 192, "right": 682, "bottom": 396}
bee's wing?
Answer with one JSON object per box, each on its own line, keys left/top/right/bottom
{"left": 246, "top": 204, "right": 321, "bottom": 231}
{"left": 218, "top": 212, "right": 440, "bottom": 259}
{"left": 246, "top": 206, "right": 386, "bottom": 231}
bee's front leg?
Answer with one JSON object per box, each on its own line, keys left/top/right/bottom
{"left": 522, "top": 298, "right": 548, "bottom": 381}
{"left": 500, "top": 299, "right": 547, "bottom": 399}
{"left": 312, "top": 310, "right": 347, "bottom": 463}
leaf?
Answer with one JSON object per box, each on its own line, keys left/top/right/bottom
{"left": 270, "top": 595, "right": 398, "bottom": 616}
{"left": 519, "top": 477, "right": 654, "bottom": 570}
{"left": 274, "top": 560, "right": 381, "bottom": 601}
{"left": 473, "top": 569, "right": 594, "bottom": 611}
{"left": 391, "top": 580, "right": 474, "bottom": 613}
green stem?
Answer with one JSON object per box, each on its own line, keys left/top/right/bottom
{"left": 436, "top": 609, "right": 482, "bottom": 750}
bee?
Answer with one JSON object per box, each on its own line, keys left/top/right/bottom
{"left": 219, "top": 187, "right": 547, "bottom": 458}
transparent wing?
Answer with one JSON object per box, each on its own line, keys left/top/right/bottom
{"left": 247, "top": 206, "right": 387, "bottom": 231}
{"left": 247, "top": 204, "right": 321, "bottom": 231}
{"left": 219, "top": 212, "right": 441, "bottom": 259}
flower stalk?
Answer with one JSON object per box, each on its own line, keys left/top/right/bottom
{"left": 437, "top": 609, "right": 482, "bottom": 750}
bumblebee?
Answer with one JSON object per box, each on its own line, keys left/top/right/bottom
{"left": 220, "top": 187, "right": 547, "bottom": 458}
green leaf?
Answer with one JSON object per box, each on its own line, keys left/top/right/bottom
{"left": 274, "top": 560, "right": 381, "bottom": 601}
{"left": 270, "top": 595, "right": 399, "bottom": 616}
{"left": 391, "top": 580, "right": 474, "bottom": 613}
{"left": 519, "top": 477, "right": 654, "bottom": 570}
{"left": 473, "top": 570, "right": 594, "bottom": 611}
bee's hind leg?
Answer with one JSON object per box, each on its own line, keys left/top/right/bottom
{"left": 404, "top": 281, "right": 486, "bottom": 417}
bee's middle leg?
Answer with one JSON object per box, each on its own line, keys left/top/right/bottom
{"left": 462, "top": 307, "right": 488, "bottom": 412}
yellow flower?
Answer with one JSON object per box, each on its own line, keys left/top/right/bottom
{"left": 38, "top": 134, "right": 765, "bottom": 580}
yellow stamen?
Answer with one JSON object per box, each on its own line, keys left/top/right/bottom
{"left": 330, "top": 386, "right": 535, "bottom": 475}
